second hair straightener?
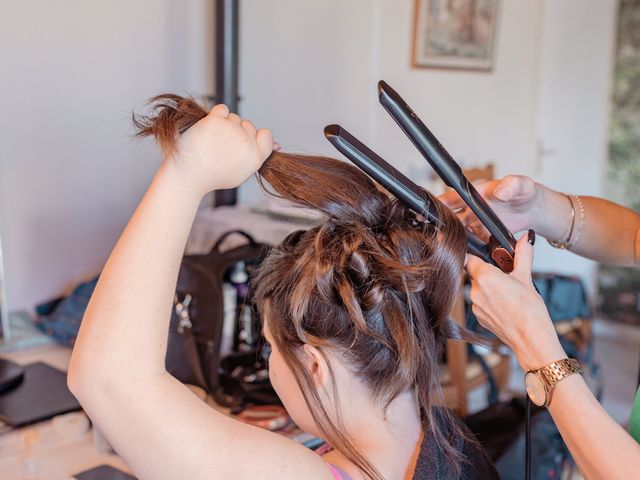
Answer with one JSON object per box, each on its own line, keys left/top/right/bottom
{"left": 324, "top": 80, "right": 517, "bottom": 273}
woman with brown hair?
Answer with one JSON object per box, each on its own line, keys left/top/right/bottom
{"left": 68, "top": 96, "right": 495, "bottom": 479}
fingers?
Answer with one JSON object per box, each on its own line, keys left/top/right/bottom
{"left": 435, "top": 175, "right": 533, "bottom": 207}
{"left": 256, "top": 128, "right": 274, "bottom": 160}
{"left": 241, "top": 118, "right": 257, "bottom": 137}
{"left": 467, "top": 231, "right": 534, "bottom": 286}
{"left": 511, "top": 231, "right": 535, "bottom": 283}
{"left": 439, "top": 190, "right": 467, "bottom": 210}
{"left": 209, "top": 103, "right": 230, "bottom": 117}
{"left": 469, "top": 179, "right": 498, "bottom": 198}
{"left": 493, "top": 175, "right": 529, "bottom": 201}
{"left": 466, "top": 253, "right": 495, "bottom": 280}
{"left": 207, "top": 106, "right": 272, "bottom": 161}
{"left": 228, "top": 113, "right": 242, "bottom": 125}
{"left": 439, "top": 180, "right": 496, "bottom": 210}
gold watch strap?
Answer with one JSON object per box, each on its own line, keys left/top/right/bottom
{"left": 536, "top": 358, "right": 583, "bottom": 388}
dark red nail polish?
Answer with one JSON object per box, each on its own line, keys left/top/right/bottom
{"left": 527, "top": 229, "right": 536, "bottom": 245}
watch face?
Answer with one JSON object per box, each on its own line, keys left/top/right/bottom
{"left": 525, "top": 372, "right": 547, "bottom": 406}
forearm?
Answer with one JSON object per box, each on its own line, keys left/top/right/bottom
{"left": 513, "top": 323, "right": 640, "bottom": 479}
{"left": 533, "top": 186, "right": 640, "bottom": 266}
{"left": 69, "top": 160, "right": 202, "bottom": 382}
{"left": 547, "top": 374, "right": 640, "bottom": 479}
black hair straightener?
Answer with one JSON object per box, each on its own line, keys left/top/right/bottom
{"left": 323, "top": 124, "right": 493, "bottom": 265}
{"left": 324, "top": 80, "right": 516, "bottom": 273}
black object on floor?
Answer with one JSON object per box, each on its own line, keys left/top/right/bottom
{"left": 0, "top": 361, "right": 81, "bottom": 427}
{"left": 74, "top": 464, "right": 137, "bottom": 480}
{"left": 0, "top": 357, "right": 24, "bottom": 394}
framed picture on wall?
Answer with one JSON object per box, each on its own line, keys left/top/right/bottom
{"left": 412, "top": 0, "right": 500, "bottom": 71}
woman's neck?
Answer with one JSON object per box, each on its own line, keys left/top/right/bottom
{"left": 326, "top": 388, "right": 423, "bottom": 480}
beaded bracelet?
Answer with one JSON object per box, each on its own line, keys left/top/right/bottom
{"left": 568, "top": 195, "right": 585, "bottom": 250}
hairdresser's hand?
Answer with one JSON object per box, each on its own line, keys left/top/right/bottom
{"left": 466, "top": 232, "right": 566, "bottom": 371}
{"left": 440, "top": 175, "right": 541, "bottom": 241}
{"left": 170, "top": 104, "right": 274, "bottom": 195}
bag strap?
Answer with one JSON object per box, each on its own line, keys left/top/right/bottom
{"left": 173, "top": 293, "right": 210, "bottom": 390}
{"left": 210, "top": 230, "right": 257, "bottom": 255}
{"left": 182, "top": 328, "right": 210, "bottom": 390}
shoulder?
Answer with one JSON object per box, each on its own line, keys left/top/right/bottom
{"left": 327, "top": 463, "right": 352, "bottom": 480}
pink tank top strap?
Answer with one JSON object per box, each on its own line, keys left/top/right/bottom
{"left": 327, "top": 463, "right": 352, "bottom": 480}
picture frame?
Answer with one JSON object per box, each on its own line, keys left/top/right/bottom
{"left": 412, "top": 0, "right": 500, "bottom": 71}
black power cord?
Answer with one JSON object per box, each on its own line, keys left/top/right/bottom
{"left": 525, "top": 396, "right": 532, "bottom": 480}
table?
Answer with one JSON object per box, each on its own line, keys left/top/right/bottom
{"left": 0, "top": 344, "right": 132, "bottom": 480}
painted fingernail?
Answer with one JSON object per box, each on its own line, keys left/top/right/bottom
{"left": 527, "top": 229, "right": 536, "bottom": 245}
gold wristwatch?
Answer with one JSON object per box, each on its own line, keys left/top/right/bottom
{"left": 524, "top": 358, "right": 583, "bottom": 407}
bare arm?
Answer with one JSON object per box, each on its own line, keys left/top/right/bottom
{"left": 466, "top": 236, "right": 640, "bottom": 479}
{"left": 442, "top": 173, "right": 640, "bottom": 477}
{"left": 68, "top": 106, "right": 332, "bottom": 480}
{"left": 440, "top": 175, "right": 640, "bottom": 266}
{"left": 548, "top": 374, "right": 640, "bottom": 479}
{"left": 534, "top": 187, "right": 640, "bottom": 266}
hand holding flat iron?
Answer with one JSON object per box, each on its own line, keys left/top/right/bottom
{"left": 465, "top": 232, "right": 566, "bottom": 372}
{"left": 440, "top": 175, "right": 541, "bottom": 241}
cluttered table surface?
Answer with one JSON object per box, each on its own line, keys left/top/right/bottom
{"left": 0, "top": 299, "right": 319, "bottom": 480}
{"left": 0, "top": 342, "right": 133, "bottom": 480}
{"left": 0, "top": 205, "right": 320, "bottom": 480}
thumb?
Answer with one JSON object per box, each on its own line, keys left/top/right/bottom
{"left": 511, "top": 230, "right": 535, "bottom": 283}
{"left": 493, "top": 175, "right": 526, "bottom": 202}
{"left": 256, "top": 128, "right": 274, "bottom": 161}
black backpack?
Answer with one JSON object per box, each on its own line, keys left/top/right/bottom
{"left": 165, "top": 230, "right": 277, "bottom": 407}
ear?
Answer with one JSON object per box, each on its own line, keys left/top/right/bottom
{"left": 301, "top": 344, "right": 331, "bottom": 390}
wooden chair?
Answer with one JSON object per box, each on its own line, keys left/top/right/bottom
{"left": 461, "top": 164, "right": 494, "bottom": 184}
{"left": 441, "top": 293, "right": 511, "bottom": 415}
{"left": 554, "top": 317, "right": 591, "bottom": 352}
{"left": 439, "top": 164, "right": 512, "bottom": 416}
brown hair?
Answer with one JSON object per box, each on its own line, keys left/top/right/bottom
{"left": 135, "top": 96, "right": 473, "bottom": 479}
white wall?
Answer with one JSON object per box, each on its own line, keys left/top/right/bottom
{"left": 531, "top": 0, "right": 618, "bottom": 288}
{"left": 239, "top": 0, "right": 618, "bottom": 291}
{"left": 0, "top": 0, "right": 212, "bottom": 311}
{"left": 239, "top": 0, "right": 546, "bottom": 199}
{"left": 237, "top": 0, "right": 378, "bottom": 204}
{"left": 371, "top": 0, "right": 542, "bottom": 179}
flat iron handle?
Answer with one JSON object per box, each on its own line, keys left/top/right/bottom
{"left": 466, "top": 232, "right": 494, "bottom": 265}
